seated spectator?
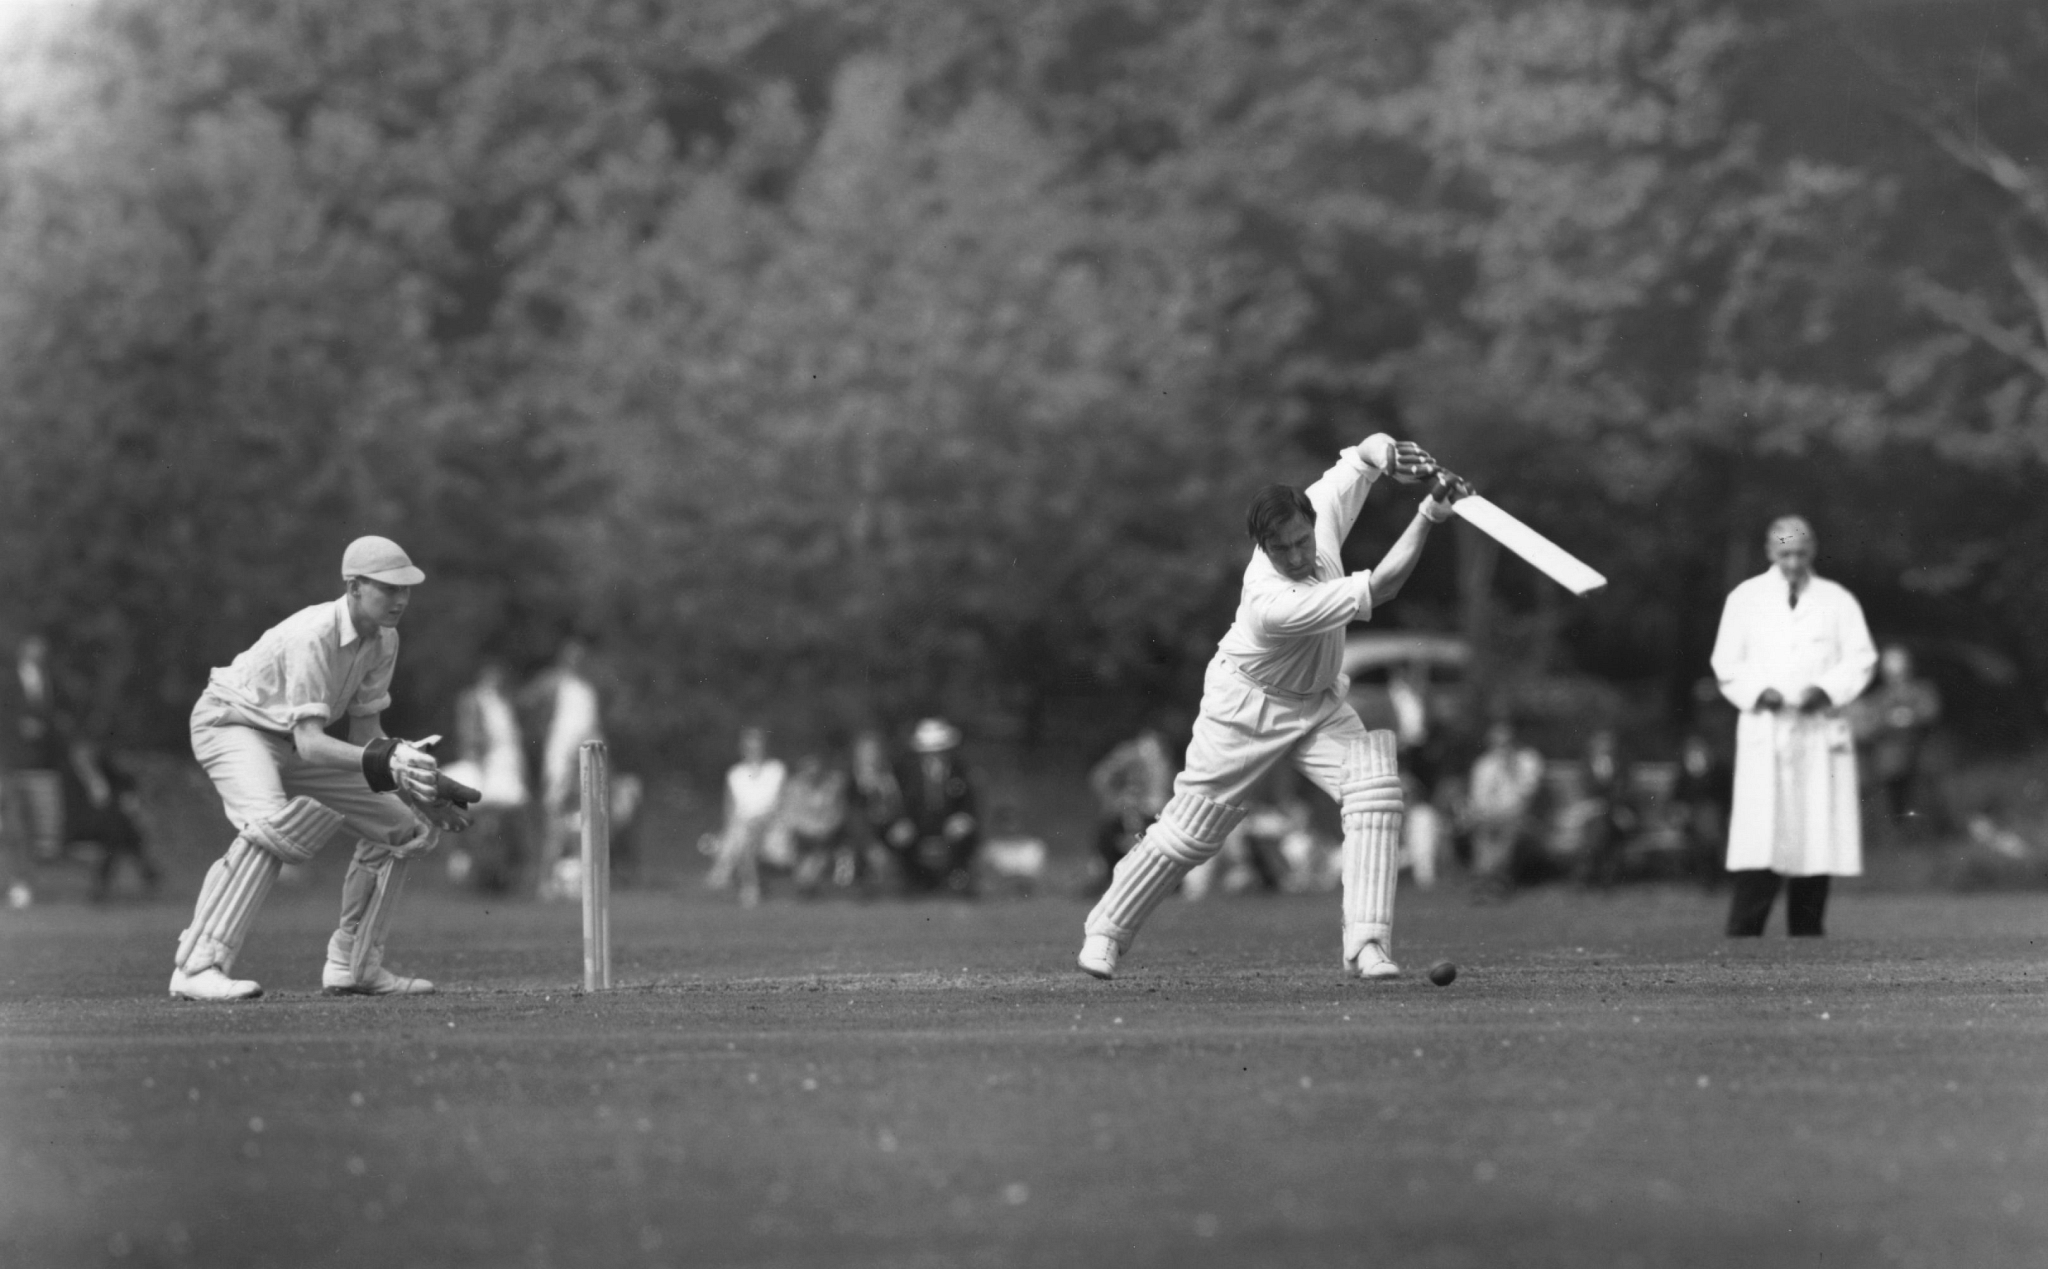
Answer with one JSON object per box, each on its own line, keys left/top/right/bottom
{"left": 1467, "top": 718, "right": 1544, "bottom": 900}
{"left": 886, "top": 718, "right": 980, "bottom": 897}
{"left": 706, "top": 726, "right": 786, "bottom": 907}
{"left": 1088, "top": 726, "right": 1174, "bottom": 887}
{"left": 844, "top": 730, "right": 903, "bottom": 893}
{"left": 1673, "top": 732, "right": 1732, "bottom": 883}
{"left": 1574, "top": 728, "right": 1639, "bottom": 889}
{"left": 1851, "top": 644, "right": 1943, "bottom": 844}
{"left": 1399, "top": 769, "right": 1442, "bottom": 890}
{"left": 63, "top": 738, "right": 160, "bottom": 902}
{"left": 982, "top": 802, "right": 1049, "bottom": 895}
{"left": 781, "top": 752, "right": 851, "bottom": 897}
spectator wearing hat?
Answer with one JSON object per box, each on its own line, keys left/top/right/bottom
{"left": 885, "top": 718, "right": 982, "bottom": 896}
{"left": 166, "top": 536, "right": 454, "bottom": 1000}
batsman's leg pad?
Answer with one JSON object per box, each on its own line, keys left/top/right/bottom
{"left": 174, "top": 836, "right": 282, "bottom": 974}
{"left": 334, "top": 851, "right": 412, "bottom": 981}
{"left": 1340, "top": 731, "right": 1403, "bottom": 962}
{"left": 246, "top": 796, "right": 348, "bottom": 865}
{"left": 1084, "top": 793, "right": 1248, "bottom": 949}
{"left": 1147, "top": 792, "right": 1251, "bottom": 867}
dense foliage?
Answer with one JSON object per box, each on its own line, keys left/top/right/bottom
{"left": 2, "top": 0, "right": 2043, "bottom": 763}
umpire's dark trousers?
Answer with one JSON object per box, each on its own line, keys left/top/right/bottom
{"left": 1725, "top": 869, "right": 1830, "bottom": 937}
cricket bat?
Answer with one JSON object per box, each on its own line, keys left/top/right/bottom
{"left": 1430, "top": 470, "right": 1607, "bottom": 596}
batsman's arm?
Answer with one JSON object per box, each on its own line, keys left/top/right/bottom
{"left": 1366, "top": 499, "right": 1449, "bottom": 607}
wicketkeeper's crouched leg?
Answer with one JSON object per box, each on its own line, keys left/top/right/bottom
{"left": 1084, "top": 792, "right": 1248, "bottom": 954}
{"left": 325, "top": 820, "right": 439, "bottom": 995}
{"left": 175, "top": 797, "right": 346, "bottom": 976}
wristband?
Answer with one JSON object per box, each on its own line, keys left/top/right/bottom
{"left": 1420, "top": 497, "right": 1455, "bottom": 524}
{"left": 361, "top": 737, "right": 400, "bottom": 793}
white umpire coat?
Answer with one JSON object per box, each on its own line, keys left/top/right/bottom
{"left": 1710, "top": 570, "right": 1876, "bottom": 876}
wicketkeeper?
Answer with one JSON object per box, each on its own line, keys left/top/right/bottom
{"left": 1078, "top": 434, "right": 1451, "bottom": 980}
{"left": 169, "top": 536, "right": 473, "bottom": 1001}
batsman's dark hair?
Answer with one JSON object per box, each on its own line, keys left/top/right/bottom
{"left": 1246, "top": 485, "right": 1316, "bottom": 549}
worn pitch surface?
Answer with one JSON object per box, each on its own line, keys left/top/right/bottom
{"left": 3, "top": 883, "right": 2044, "bottom": 1268}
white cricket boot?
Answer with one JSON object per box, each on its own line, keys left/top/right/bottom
{"left": 1077, "top": 934, "right": 1120, "bottom": 980}
{"left": 322, "top": 929, "right": 435, "bottom": 996}
{"left": 170, "top": 966, "right": 263, "bottom": 1000}
{"left": 1349, "top": 939, "right": 1400, "bottom": 981}
{"left": 323, "top": 962, "right": 435, "bottom": 996}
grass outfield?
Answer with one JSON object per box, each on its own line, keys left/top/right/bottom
{"left": 3, "top": 878, "right": 2044, "bottom": 1269}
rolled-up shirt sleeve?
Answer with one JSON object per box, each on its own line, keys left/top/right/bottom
{"left": 280, "top": 637, "right": 339, "bottom": 726}
{"left": 349, "top": 637, "right": 398, "bottom": 717}
{"left": 1245, "top": 573, "right": 1375, "bottom": 639}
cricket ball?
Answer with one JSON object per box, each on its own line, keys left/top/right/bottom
{"left": 1426, "top": 960, "right": 1458, "bottom": 987}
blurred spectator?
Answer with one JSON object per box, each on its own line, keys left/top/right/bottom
{"left": 1467, "top": 718, "right": 1544, "bottom": 900}
{"left": 887, "top": 718, "right": 981, "bottom": 896}
{"left": 845, "top": 729, "right": 904, "bottom": 892}
{"left": 1850, "top": 644, "right": 1943, "bottom": 842}
{"left": 521, "top": 638, "right": 604, "bottom": 898}
{"left": 1673, "top": 732, "right": 1733, "bottom": 882}
{"left": 1275, "top": 803, "right": 1339, "bottom": 893}
{"left": 1088, "top": 726, "right": 1174, "bottom": 884}
{"left": 706, "top": 726, "right": 786, "bottom": 907}
{"left": 443, "top": 661, "right": 530, "bottom": 894}
{"left": 1398, "top": 769, "right": 1443, "bottom": 890}
{"left": 781, "top": 751, "right": 851, "bottom": 897}
{"left": 982, "top": 802, "right": 1049, "bottom": 895}
{"left": 605, "top": 769, "right": 646, "bottom": 886}
{"left": 1574, "top": 729, "right": 1639, "bottom": 889}
{"left": 63, "top": 737, "right": 160, "bottom": 901}
{"left": 1388, "top": 662, "right": 1438, "bottom": 785}
{"left": 3, "top": 634, "right": 66, "bottom": 906}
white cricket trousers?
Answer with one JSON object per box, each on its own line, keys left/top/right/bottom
{"left": 1176, "top": 658, "right": 1370, "bottom": 807}
{"left": 184, "top": 699, "right": 423, "bottom": 968}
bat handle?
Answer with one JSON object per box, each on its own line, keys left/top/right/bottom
{"left": 1426, "top": 467, "right": 1473, "bottom": 503}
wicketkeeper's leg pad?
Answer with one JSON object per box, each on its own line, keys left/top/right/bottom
{"left": 174, "top": 836, "right": 282, "bottom": 975}
{"left": 1084, "top": 792, "right": 1248, "bottom": 949}
{"left": 1340, "top": 731, "right": 1403, "bottom": 962}
{"left": 387, "top": 818, "right": 439, "bottom": 859}
{"left": 334, "top": 850, "right": 413, "bottom": 981}
{"left": 246, "top": 796, "right": 348, "bottom": 865}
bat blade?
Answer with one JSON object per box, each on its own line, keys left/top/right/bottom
{"left": 1452, "top": 495, "right": 1607, "bottom": 595}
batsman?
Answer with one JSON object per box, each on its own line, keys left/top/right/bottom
{"left": 1079, "top": 434, "right": 1453, "bottom": 981}
{"left": 168, "top": 536, "right": 475, "bottom": 1001}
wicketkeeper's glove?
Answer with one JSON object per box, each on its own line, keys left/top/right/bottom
{"left": 363, "top": 735, "right": 476, "bottom": 832}
{"left": 402, "top": 777, "right": 477, "bottom": 834}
